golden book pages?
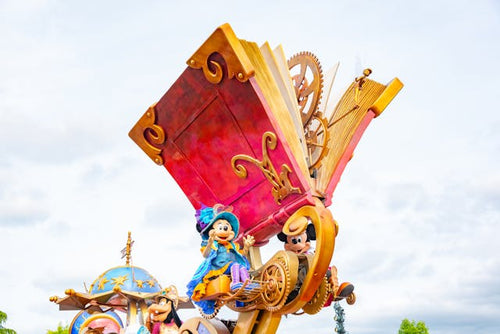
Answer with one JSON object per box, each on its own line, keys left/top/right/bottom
{"left": 269, "top": 44, "right": 308, "bottom": 157}
{"left": 318, "top": 62, "right": 340, "bottom": 121}
{"left": 316, "top": 78, "right": 387, "bottom": 195}
{"left": 260, "top": 42, "right": 308, "bottom": 157}
{"left": 239, "top": 38, "right": 312, "bottom": 187}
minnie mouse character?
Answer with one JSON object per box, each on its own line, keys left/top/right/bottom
{"left": 187, "top": 204, "right": 255, "bottom": 315}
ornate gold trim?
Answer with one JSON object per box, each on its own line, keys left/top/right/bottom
{"left": 128, "top": 104, "right": 165, "bottom": 165}
{"left": 231, "top": 131, "right": 301, "bottom": 204}
{"left": 187, "top": 23, "right": 255, "bottom": 84}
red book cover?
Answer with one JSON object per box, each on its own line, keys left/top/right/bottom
{"left": 129, "top": 24, "right": 313, "bottom": 245}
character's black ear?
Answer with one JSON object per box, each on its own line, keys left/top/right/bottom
{"left": 306, "top": 224, "right": 316, "bottom": 241}
{"left": 277, "top": 232, "right": 288, "bottom": 243}
{"left": 166, "top": 299, "right": 182, "bottom": 327}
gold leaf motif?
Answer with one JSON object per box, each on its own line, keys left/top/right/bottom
{"left": 187, "top": 23, "right": 254, "bottom": 84}
{"left": 231, "top": 131, "right": 301, "bottom": 204}
{"left": 128, "top": 104, "right": 166, "bottom": 166}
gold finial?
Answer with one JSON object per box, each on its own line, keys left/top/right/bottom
{"left": 355, "top": 68, "right": 372, "bottom": 87}
{"left": 354, "top": 68, "right": 373, "bottom": 104}
{"left": 126, "top": 231, "right": 132, "bottom": 266}
{"left": 121, "top": 231, "right": 134, "bottom": 266}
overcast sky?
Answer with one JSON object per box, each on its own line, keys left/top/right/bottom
{"left": 1, "top": 0, "right": 499, "bottom": 333}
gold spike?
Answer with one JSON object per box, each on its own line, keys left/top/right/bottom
{"left": 125, "top": 231, "right": 132, "bottom": 266}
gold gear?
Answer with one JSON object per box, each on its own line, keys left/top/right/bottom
{"left": 198, "top": 300, "right": 223, "bottom": 319}
{"left": 302, "top": 277, "right": 330, "bottom": 315}
{"left": 288, "top": 52, "right": 324, "bottom": 128}
{"left": 305, "top": 112, "right": 330, "bottom": 172}
{"left": 260, "top": 257, "right": 291, "bottom": 312}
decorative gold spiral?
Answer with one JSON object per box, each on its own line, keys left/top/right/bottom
{"left": 346, "top": 292, "right": 356, "bottom": 305}
{"left": 232, "top": 131, "right": 301, "bottom": 204}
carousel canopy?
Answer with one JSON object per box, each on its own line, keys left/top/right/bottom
{"left": 88, "top": 265, "right": 162, "bottom": 295}
{"left": 50, "top": 232, "right": 165, "bottom": 312}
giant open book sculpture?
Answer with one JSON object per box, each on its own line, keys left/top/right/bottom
{"left": 129, "top": 23, "right": 403, "bottom": 334}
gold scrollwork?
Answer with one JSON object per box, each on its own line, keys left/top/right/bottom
{"left": 187, "top": 23, "right": 254, "bottom": 84}
{"left": 128, "top": 104, "right": 166, "bottom": 165}
{"left": 231, "top": 131, "right": 301, "bottom": 204}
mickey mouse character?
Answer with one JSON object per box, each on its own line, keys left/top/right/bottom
{"left": 277, "top": 221, "right": 354, "bottom": 303}
{"left": 277, "top": 223, "right": 316, "bottom": 254}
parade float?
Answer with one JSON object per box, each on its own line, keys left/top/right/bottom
{"left": 51, "top": 23, "right": 402, "bottom": 333}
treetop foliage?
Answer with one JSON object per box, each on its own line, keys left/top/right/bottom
{"left": 0, "top": 310, "right": 16, "bottom": 334}
{"left": 398, "top": 318, "right": 429, "bottom": 334}
{"left": 46, "top": 322, "right": 69, "bottom": 334}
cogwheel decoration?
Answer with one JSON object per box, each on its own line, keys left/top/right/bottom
{"left": 302, "top": 277, "right": 330, "bottom": 315}
{"left": 199, "top": 300, "right": 224, "bottom": 319}
{"left": 305, "top": 113, "right": 330, "bottom": 172}
{"left": 260, "top": 257, "right": 291, "bottom": 312}
{"left": 288, "top": 51, "right": 324, "bottom": 128}
{"left": 288, "top": 52, "right": 329, "bottom": 172}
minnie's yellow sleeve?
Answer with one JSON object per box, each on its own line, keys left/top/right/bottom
{"left": 236, "top": 243, "right": 244, "bottom": 254}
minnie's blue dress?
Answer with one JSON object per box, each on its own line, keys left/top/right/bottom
{"left": 186, "top": 240, "right": 250, "bottom": 314}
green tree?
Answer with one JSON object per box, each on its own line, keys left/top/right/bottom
{"left": 46, "top": 322, "right": 69, "bottom": 334}
{"left": 398, "top": 318, "right": 429, "bottom": 334}
{"left": 0, "top": 310, "right": 16, "bottom": 334}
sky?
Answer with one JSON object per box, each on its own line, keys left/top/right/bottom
{"left": 0, "top": 0, "right": 499, "bottom": 333}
